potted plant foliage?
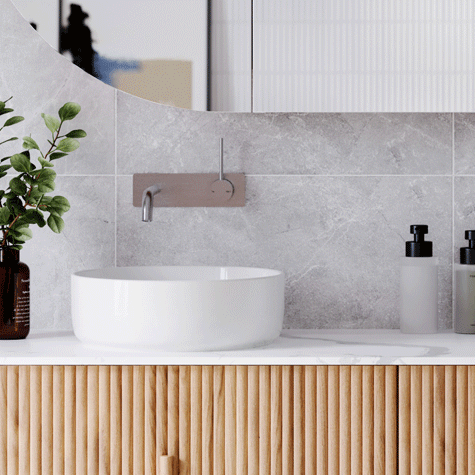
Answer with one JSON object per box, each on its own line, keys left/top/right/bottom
{"left": 0, "top": 97, "right": 86, "bottom": 338}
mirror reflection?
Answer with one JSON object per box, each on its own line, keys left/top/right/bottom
{"left": 12, "top": 0, "right": 210, "bottom": 111}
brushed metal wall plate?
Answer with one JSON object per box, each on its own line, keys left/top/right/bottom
{"left": 133, "top": 173, "right": 246, "bottom": 207}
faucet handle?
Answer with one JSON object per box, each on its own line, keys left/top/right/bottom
{"left": 211, "top": 138, "right": 234, "bottom": 200}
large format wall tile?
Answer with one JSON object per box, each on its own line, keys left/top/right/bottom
{"left": 20, "top": 176, "right": 115, "bottom": 330}
{"left": 0, "top": 0, "right": 115, "bottom": 175}
{"left": 117, "top": 175, "right": 452, "bottom": 329}
{"left": 454, "top": 114, "right": 475, "bottom": 175}
{"left": 117, "top": 91, "right": 452, "bottom": 176}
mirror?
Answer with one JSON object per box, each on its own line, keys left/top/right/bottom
{"left": 12, "top": 0, "right": 210, "bottom": 111}
{"left": 11, "top": 0, "right": 472, "bottom": 112}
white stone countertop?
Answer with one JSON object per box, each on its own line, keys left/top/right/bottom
{"left": 0, "top": 329, "right": 474, "bottom": 365}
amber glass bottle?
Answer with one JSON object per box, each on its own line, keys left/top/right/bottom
{"left": 0, "top": 248, "right": 29, "bottom": 339}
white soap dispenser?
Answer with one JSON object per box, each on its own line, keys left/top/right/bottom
{"left": 400, "top": 225, "right": 438, "bottom": 334}
{"left": 454, "top": 230, "right": 475, "bottom": 334}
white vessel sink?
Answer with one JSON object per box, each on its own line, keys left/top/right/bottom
{"left": 71, "top": 266, "right": 285, "bottom": 351}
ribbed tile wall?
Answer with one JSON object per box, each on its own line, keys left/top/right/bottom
{"left": 253, "top": 0, "right": 475, "bottom": 112}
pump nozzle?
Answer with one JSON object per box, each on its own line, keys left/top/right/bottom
{"left": 460, "top": 230, "right": 475, "bottom": 264}
{"left": 406, "top": 224, "right": 433, "bottom": 257}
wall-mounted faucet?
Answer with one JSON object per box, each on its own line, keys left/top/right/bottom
{"left": 141, "top": 184, "right": 161, "bottom": 222}
{"left": 134, "top": 138, "right": 246, "bottom": 221}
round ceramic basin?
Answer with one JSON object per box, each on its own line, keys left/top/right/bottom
{"left": 71, "top": 266, "right": 285, "bottom": 351}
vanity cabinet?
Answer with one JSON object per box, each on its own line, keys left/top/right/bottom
{"left": 0, "top": 365, "right": 473, "bottom": 474}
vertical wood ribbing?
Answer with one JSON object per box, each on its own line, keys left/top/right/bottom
{"left": 190, "top": 366, "right": 202, "bottom": 475}
{"left": 373, "top": 366, "right": 385, "bottom": 474}
{"left": 304, "top": 366, "right": 316, "bottom": 474}
{"left": 76, "top": 366, "right": 87, "bottom": 475}
{"left": 6, "top": 366, "right": 18, "bottom": 475}
{"left": 0, "top": 366, "right": 6, "bottom": 475}
{"left": 351, "top": 366, "right": 363, "bottom": 475}
{"left": 282, "top": 366, "right": 293, "bottom": 475}
{"left": 133, "top": 366, "right": 145, "bottom": 475}
{"left": 385, "top": 366, "right": 397, "bottom": 475}
{"left": 53, "top": 366, "right": 64, "bottom": 475}
{"left": 316, "top": 366, "right": 328, "bottom": 475}
{"left": 362, "top": 366, "right": 373, "bottom": 475}
{"left": 30, "top": 366, "right": 41, "bottom": 475}
{"left": 236, "top": 366, "right": 248, "bottom": 475}
{"left": 121, "top": 366, "right": 133, "bottom": 475}
{"left": 110, "top": 366, "right": 121, "bottom": 475}
{"left": 247, "top": 366, "right": 259, "bottom": 475}
{"left": 64, "top": 366, "right": 76, "bottom": 475}
{"left": 18, "top": 366, "right": 29, "bottom": 475}
{"left": 271, "top": 366, "right": 282, "bottom": 475}
{"left": 469, "top": 367, "right": 475, "bottom": 473}
{"left": 259, "top": 366, "right": 271, "bottom": 474}
{"left": 179, "top": 366, "right": 190, "bottom": 475}
{"left": 339, "top": 366, "right": 351, "bottom": 473}
{"left": 99, "top": 366, "right": 110, "bottom": 475}
{"left": 434, "top": 366, "right": 445, "bottom": 474}
{"left": 327, "top": 366, "right": 339, "bottom": 474}
{"left": 87, "top": 366, "right": 99, "bottom": 475}
{"left": 156, "top": 366, "right": 168, "bottom": 460}
{"left": 410, "top": 366, "right": 422, "bottom": 473}
{"left": 422, "top": 366, "right": 433, "bottom": 474}
{"left": 168, "top": 366, "right": 179, "bottom": 475}
{"left": 225, "top": 366, "right": 236, "bottom": 474}
{"left": 293, "top": 366, "right": 305, "bottom": 474}
{"left": 42, "top": 366, "right": 53, "bottom": 475}
{"left": 213, "top": 366, "right": 225, "bottom": 475}
{"left": 398, "top": 366, "right": 410, "bottom": 475}
{"left": 145, "top": 366, "right": 157, "bottom": 475}
{"left": 456, "top": 366, "right": 468, "bottom": 474}
{"left": 445, "top": 366, "right": 456, "bottom": 474}
{"left": 202, "top": 366, "right": 213, "bottom": 475}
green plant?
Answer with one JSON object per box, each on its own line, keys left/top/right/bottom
{"left": 0, "top": 96, "right": 86, "bottom": 249}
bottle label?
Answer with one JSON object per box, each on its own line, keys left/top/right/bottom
{"left": 13, "top": 274, "right": 29, "bottom": 326}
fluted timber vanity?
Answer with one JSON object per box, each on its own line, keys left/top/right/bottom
{"left": 1, "top": 329, "right": 475, "bottom": 474}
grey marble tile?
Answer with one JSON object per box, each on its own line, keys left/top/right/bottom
{"left": 454, "top": 176, "right": 475, "bottom": 261}
{"left": 0, "top": 0, "right": 115, "bottom": 175}
{"left": 117, "top": 92, "right": 452, "bottom": 176}
{"left": 455, "top": 114, "right": 475, "bottom": 175}
{"left": 117, "top": 175, "right": 452, "bottom": 330}
{"left": 20, "top": 176, "right": 115, "bottom": 330}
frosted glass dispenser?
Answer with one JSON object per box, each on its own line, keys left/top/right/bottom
{"left": 455, "top": 230, "right": 475, "bottom": 334}
{"left": 400, "top": 225, "right": 438, "bottom": 334}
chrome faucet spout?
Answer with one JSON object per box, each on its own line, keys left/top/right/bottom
{"left": 141, "top": 184, "right": 161, "bottom": 222}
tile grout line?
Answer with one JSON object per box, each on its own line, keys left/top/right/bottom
{"left": 452, "top": 112, "right": 455, "bottom": 329}
{"left": 114, "top": 89, "right": 118, "bottom": 268}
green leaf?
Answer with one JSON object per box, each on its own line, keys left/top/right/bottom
{"left": 0, "top": 102, "right": 5, "bottom": 112}
{"left": 38, "top": 181, "right": 55, "bottom": 193}
{"left": 49, "top": 152, "right": 68, "bottom": 161}
{"left": 22, "top": 136, "right": 40, "bottom": 151}
{"left": 0, "top": 165, "right": 11, "bottom": 173}
{"left": 65, "top": 129, "right": 87, "bottom": 138}
{"left": 0, "top": 172, "right": 7, "bottom": 180}
{"left": 41, "top": 113, "right": 60, "bottom": 134}
{"left": 36, "top": 168, "right": 56, "bottom": 182}
{"left": 10, "top": 154, "right": 31, "bottom": 173}
{"left": 58, "top": 102, "right": 81, "bottom": 121}
{"left": 0, "top": 108, "right": 14, "bottom": 116}
{"left": 38, "top": 157, "right": 54, "bottom": 168}
{"left": 9, "top": 177, "right": 26, "bottom": 195}
{"left": 22, "top": 209, "right": 46, "bottom": 227}
{"left": 3, "top": 116, "right": 24, "bottom": 127}
{"left": 0, "top": 137, "right": 18, "bottom": 146}
{"left": 0, "top": 156, "right": 11, "bottom": 163}
{"left": 48, "top": 195, "right": 70, "bottom": 216}
{"left": 6, "top": 197, "right": 25, "bottom": 215}
{"left": 56, "top": 138, "right": 79, "bottom": 152}
{"left": 47, "top": 214, "right": 64, "bottom": 233}
{"left": 0, "top": 207, "right": 11, "bottom": 225}
{"left": 9, "top": 226, "right": 33, "bottom": 242}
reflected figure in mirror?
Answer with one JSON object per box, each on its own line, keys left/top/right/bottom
{"left": 61, "top": 3, "right": 98, "bottom": 78}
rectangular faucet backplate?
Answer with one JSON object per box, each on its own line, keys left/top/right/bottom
{"left": 133, "top": 173, "right": 246, "bottom": 207}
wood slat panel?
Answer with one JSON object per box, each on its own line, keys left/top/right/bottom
{"left": 18, "top": 366, "right": 29, "bottom": 475}
{"left": 3, "top": 363, "right": 473, "bottom": 474}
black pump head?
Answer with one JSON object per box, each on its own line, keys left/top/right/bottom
{"left": 406, "top": 224, "right": 433, "bottom": 257}
{"left": 460, "top": 230, "right": 475, "bottom": 264}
